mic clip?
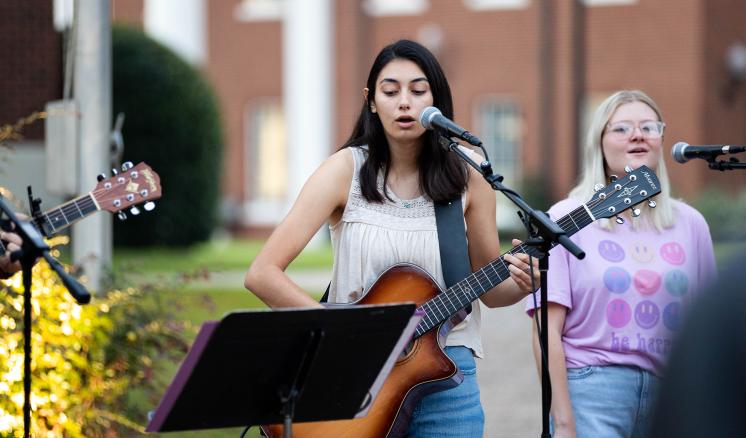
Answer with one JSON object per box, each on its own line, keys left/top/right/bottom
{"left": 708, "top": 155, "right": 746, "bottom": 172}
{"left": 437, "top": 134, "right": 504, "bottom": 183}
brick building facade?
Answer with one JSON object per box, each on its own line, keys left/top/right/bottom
{"left": 5, "top": 0, "right": 746, "bottom": 233}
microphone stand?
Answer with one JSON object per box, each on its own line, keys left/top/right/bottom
{"left": 0, "top": 189, "right": 91, "bottom": 438}
{"left": 440, "top": 135, "right": 585, "bottom": 438}
{"left": 706, "top": 156, "right": 746, "bottom": 171}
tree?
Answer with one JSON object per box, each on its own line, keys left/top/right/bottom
{"left": 112, "top": 24, "right": 223, "bottom": 246}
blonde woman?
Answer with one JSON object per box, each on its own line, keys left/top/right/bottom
{"left": 526, "top": 90, "right": 717, "bottom": 437}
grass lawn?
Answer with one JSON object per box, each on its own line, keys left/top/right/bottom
{"left": 113, "top": 239, "right": 333, "bottom": 273}
{"left": 156, "top": 288, "right": 322, "bottom": 323}
{"left": 113, "top": 237, "right": 741, "bottom": 278}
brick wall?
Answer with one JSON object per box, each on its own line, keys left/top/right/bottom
{"left": 205, "top": 0, "right": 283, "bottom": 208}
{"left": 0, "top": 0, "right": 61, "bottom": 140}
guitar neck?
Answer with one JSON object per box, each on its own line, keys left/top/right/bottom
{"left": 35, "top": 194, "right": 100, "bottom": 236}
{"left": 414, "top": 203, "right": 595, "bottom": 337}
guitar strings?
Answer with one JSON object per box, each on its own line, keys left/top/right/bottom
{"left": 418, "top": 175, "right": 653, "bottom": 333}
{"left": 0, "top": 170, "right": 152, "bottom": 254}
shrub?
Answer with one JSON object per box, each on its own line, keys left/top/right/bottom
{"left": 693, "top": 187, "right": 746, "bottom": 242}
{"left": 0, "top": 239, "right": 192, "bottom": 437}
{"left": 112, "top": 24, "right": 224, "bottom": 246}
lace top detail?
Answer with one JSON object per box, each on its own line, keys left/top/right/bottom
{"left": 329, "top": 146, "right": 484, "bottom": 357}
{"left": 344, "top": 161, "right": 437, "bottom": 229}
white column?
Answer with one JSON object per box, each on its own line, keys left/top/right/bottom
{"left": 283, "top": 0, "right": 333, "bottom": 244}
{"left": 72, "top": 0, "right": 112, "bottom": 292}
{"left": 144, "top": 0, "right": 206, "bottom": 65}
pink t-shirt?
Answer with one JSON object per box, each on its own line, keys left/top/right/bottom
{"left": 525, "top": 198, "right": 717, "bottom": 376}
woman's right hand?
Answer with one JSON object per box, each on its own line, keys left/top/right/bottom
{"left": 552, "top": 422, "right": 577, "bottom": 438}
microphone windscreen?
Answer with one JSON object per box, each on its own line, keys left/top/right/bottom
{"left": 671, "top": 142, "right": 689, "bottom": 163}
{"left": 419, "top": 107, "right": 440, "bottom": 130}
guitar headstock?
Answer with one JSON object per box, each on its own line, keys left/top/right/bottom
{"left": 93, "top": 162, "right": 162, "bottom": 214}
{"left": 586, "top": 165, "right": 661, "bottom": 221}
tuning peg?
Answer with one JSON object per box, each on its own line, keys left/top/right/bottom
{"left": 97, "top": 173, "right": 107, "bottom": 182}
{"left": 121, "top": 161, "right": 134, "bottom": 171}
{"left": 117, "top": 211, "right": 127, "bottom": 221}
{"left": 648, "top": 200, "right": 657, "bottom": 208}
{"left": 144, "top": 201, "right": 155, "bottom": 211}
{"left": 624, "top": 165, "right": 633, "bottom": 173}
{"left": 615, "top": 216, "right": 625, "bottom": 225}
{"left": 609, "top": 174, "right": 618, "bottom": 182}
{"left": 593, "top": 183, "right": 604, "bottom": 192}
{"left": 632, "top": 208, "right": 642, "bottom": 217}
{"left": 111, "top": 168, "right": 119, "bottom": 176}
{"left": 129, "top": 206, "right": 141, "bottom": 216}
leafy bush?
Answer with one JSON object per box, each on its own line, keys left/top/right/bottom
{"left": 0, "top": 239, "right": 192, "bottom": 437}
{"left": 112, "top": 24, "right": 224, "bottom": 246}
{"left": 693, "top": 188, "right": 746, "bottom": 242}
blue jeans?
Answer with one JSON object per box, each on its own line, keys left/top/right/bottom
{"left": 406, "top": 346, "right": 484, "bottom": 438}
{"left": 565, "top": 365, "right": 661, "bottom": 438}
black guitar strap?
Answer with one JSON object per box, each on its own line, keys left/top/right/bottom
{"left": 321, "top": 197, "right": 471, "bottom": 306}
{"left": 434, "top": 197, "right": 472, "bottom": 314}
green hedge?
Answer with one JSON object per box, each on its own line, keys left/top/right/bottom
{"left": 693, "top": 187, "right": 746, "bottom": 242}
{"left": 112, "top": 24, "right": 223, "bottom": 246}
{"left": 0, "top": 249, "right": 192, "bottom": 436}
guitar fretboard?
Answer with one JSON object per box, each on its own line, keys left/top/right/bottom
{"left": 36, "top": 194, "right": 99, "bottom": 236}
{"left": 414, "top": 204, "right": 594, "bottom": 338}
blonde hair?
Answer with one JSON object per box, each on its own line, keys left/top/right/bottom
{"left": 569, "top": 90, "right": 675, "bottom": 231}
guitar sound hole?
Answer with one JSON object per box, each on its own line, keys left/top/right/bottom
{"left": 398, "top": 340, "right": 416, "bottom": 361}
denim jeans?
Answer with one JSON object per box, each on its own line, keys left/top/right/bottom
{"left": 406, "top": 346, "right": 485, "bottom": 438}
{"left": 565, "top": 365, "right": 661, "bottom": 438}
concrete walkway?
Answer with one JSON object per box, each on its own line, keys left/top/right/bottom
{"left": 200, "top": 268, "right": 543, "bottom": 436}
{"left": 478, "top": 302, "right": 542, "bottom": 437}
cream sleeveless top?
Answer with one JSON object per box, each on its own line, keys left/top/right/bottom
{"left": 329, "top": 146, "right": 484, "bottom": 357}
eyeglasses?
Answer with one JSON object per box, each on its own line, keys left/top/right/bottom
{"left": 605, "top": 121, "right": 666, "bottom": 140}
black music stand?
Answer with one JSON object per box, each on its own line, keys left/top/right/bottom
{"left": 146, "top": 304, "right": 421, "bottom": 436}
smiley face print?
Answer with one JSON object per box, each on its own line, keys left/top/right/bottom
{"left": 606, "top": 299, "right": 632, "bottom": 328}
{"left": 635, "top": 300, "right": 660, "bottom": 329}
{"left": 633, "top": 269, "right": 662, "bottom": 296}
{"left": 660, "top": 242, "right": 686, "bottom": 265}
{"left": 598, "top": 240, "right": 625, "bottom": 263}
{"left": 603, "top": 267, "right": 632, "bottom": 294}
{"left": 629, "top": 242, "right": 655, "bottom": 264}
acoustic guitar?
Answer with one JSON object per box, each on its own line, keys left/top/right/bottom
{"left": 0, "top": 161, "right": 161, "bottom": 254}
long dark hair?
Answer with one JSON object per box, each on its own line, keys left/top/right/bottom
{"left": 341, "top": 39, "right": 468, "bottom": 203}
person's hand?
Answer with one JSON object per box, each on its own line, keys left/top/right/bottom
{"left": 503, "top": 238, "right": 540, "bottom": 294}
{"left": 551, "top": 427, "right": 577, "bottom": 438}
{"left": 0, "top": 230, "right": 23, "bottom": 277}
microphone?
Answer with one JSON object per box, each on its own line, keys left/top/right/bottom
{"left": 671, "top": 141, "right": 746, "bottom": 163}
{"left": 419, "top": 107, "right": 483, "bottom": 146}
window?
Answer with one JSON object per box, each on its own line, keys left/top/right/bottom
{"left": 473, "top": 98, "right": 523, "bottom": 229}
{"left": 234, "top": 0, "right": 284, "bottom": 22}
{"left": 582, "top": 0, "right": 636, "bottom": 6}
{"left": 244, "top": 99, "right": 287, "bottom": 225}
{"left": 463, "top": 0, "right": 529, "bottom": 11}
{"left": 362, "top": 0, "right": 428, "bottom": 16}
{"left": 53, "top": 0, "right": 74, "bottom": 31}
